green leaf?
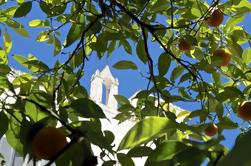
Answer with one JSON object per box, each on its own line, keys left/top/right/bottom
{"left": 56, "top": 142, "right": 85, "bottom": 166}
{"left": 36, "top": 31, "right": 50, "bottom": 42}
{"left": 39, "top": 1, "right": 66, "bottom": 17}
{"left": 218, "top": 132, "right": 251, "bottom": 166}
{"left": 0, "top": 112, "right": 9, "bottom": 138}
{"left": 224, "top": 14, "right": 245, "bottom": 32}
{"left": 121, "top": 40, "right": 132, "bottom": 54}
{"left": 217, "top": 117, "right": 238, "bottom": 130}
{"left": 158, "top": 53, "right": 171, "bottom": 76}
{"left": 150, "top": 0, "right": 169, "bottom": 12}
{"left": 0, "top": 64, "right": 11, "bottom": 75}
{"left": 216, "top": 86, "right": 243, "bottom": 102}
{"left": 171, "top": 147, "right": 207, "bottom": 166}
{"left": 25, "top": 101, "right": 47, "bottom": 122}
{"left": 230, "top": 29, "right": 249, "bottom": 44}
{"left": 178, "top": 87, "right": 192, "bottom": 99}
{"left": 13, "top": 54, "right": 26, "bottom": 65}
{"left": 136, "top": 39, "right": 148, "bottom": 64}
{"left": 53, "top": 36, "right": 61, "bottom": 56}
{"left": 69, "top": 49, "right": 84, "bottom": 68}
{"left": 148, "top": 140, "right": 188, "bottom": 162}
{"left": 28, "top": 19, "right": 49, "bottom": 28}
{"left": 104, "top": 130, "right": 115, "bottom": 145}
{"left": 113, "top": 60, "right": 138, "bottom": 70}
{"left": 121, "top": 39, "right": 132, "bottom": 55}
{"left": 183, "top": 35, "right": 197, "bottom": 46}
{"left": 13, "top": 54, "right": 49, "bottom": 72}
{"left": 39, "top": 1, "right": 51, "bottom": 16}
{"left": 208, "top": 96, "right": 224, "bottom": 117}
{"left": 117, "top": 104, "right": 134, "bottom": 112}
{"left": 0, "top": 50, "right": 8, "bottom": 65}
{"left": 66, "top": 98, "right": 106, "bottom": 118}
{"left": 76, "top": 120, "right": 112, "bottom": 151}
{"left": 118, "top": 117, "right": 177, "bottom": 150}
{"left": 192, "top": 47, "right": 205, "bottom": 60}
{"left": 117, "top": 153, "right": 135, "bottom": 166}
{"left": 127, "top": 146, "right": 154, "bottom": 157}
{"left": 23, "top": 60, "right": 49, "bottom": 71}
{"left": 6, "top": 20, "right": 29, "bottom": 37}
{"left": 170, "top": 66, "right": 185, "bottom": 82}
{"left": 228, "top": 42, "right": 243, "bottom": 57}
{"left": 114, "top": 95, "right": 130, "bottom": 105}
{"left": 212, "top": 72, "right": 222, "bottom": 86}
{"left": 6, "top": 112, "right": 23, "bottom": 154}
{"left": 102, "top": 160, "right": 117, "bottom": 166}
{"left": 13, "top": 1, "right": 32, "bottom": 18}
{"left": 0, "top": 76, "right": 14, "bottom": 92}
{"left": 3, "top": 29, "right": 12, "bottom": 54}
{"left": 29, "top": 91, "right": 53, "bottom": 108}
{"left": 134, "top": 90, "right": 151, "bottom": 99}
{"left": 64, "top": 15, "right": 84, "bottom": 47}
{"left": 242, "top": 48, "right": 251, "bottom": 65}
{"left": 13, "top": 27, "right": 29, "bottom": 37}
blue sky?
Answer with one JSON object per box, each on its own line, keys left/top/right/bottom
{"left": 2, "top": 0, "right": 251, "bottom": 153}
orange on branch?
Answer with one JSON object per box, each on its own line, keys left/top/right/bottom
{"left": 204, "top": 124, "right": 218, "bottom": 137}
{"left": 206, "top": 8, "right": 224, "bottom": 27}
{"left": 237, "top": 101, "right": 251, "bottom": 121}
{"left": 32, "top": 127, "right": 68, "bottom": 160}
{"left": 178, "top": 38, "right": 192, "bottom": 51}
{"left": 213, "top": 48, "right": 232, "bottom": 66}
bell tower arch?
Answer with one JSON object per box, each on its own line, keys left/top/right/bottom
{"left": 90, "top": 66, "right": 119, "bottom": 109}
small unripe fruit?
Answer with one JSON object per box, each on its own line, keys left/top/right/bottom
{"left": 206, "top": 9, "right": 224, "bottom": 27}
{"left": 204, "top": 124, "right": 218, "bottom": 137}
{"left": 178, "top": 38, "right": 192, "bottom": 51}
{"left": 237, "top": 101, "right": 251, "bottom": 121}
{"left": 213, "top": 48, "right": 232, "bottom": 66}
{"left": 32, "top": 127, "right": 68, "bottom": 160}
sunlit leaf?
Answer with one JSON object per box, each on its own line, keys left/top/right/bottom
{"left": 118, "top": 117, "right": 178, "bottom": 150}
{"left": 3, "top": 29, "right": 12, "bottom": 53}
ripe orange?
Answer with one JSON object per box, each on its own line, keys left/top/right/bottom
{"left": 213, "top": 48, "right": 232, "bottom": 66}
{"left": 204, "top": 124, "right": 218, "bottom": 136}
{"left": 237, "top": 101, "right": 251, "bottom": 121}
{"left": 32, "top": 127, "right": 68, "bottom": 160}
{"left": 206, "top": 8, "right": 224, "bottom": 27}
{"left": 178, "top": 38, "right": 192, "bottom": 51}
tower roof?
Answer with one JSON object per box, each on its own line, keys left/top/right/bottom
{"left": 100, "top": 65, "right": 114, "bottom": 80}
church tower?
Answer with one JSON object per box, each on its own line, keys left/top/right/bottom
{"left": 90, "top": 66, "right": 119, "bottom": 110}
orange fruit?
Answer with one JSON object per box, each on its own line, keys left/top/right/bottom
{"left": 204, "top": 124, "right": 218, "bottom": 136}
{"left": 206, "top": 8, "right": 224, "bottom": 27}
{"left": 32, "top": 127, "right": 68, "bottom": 160}
{"left": 213, "top": 48, "right": 232, "bottom": 66}
{"left": 178, "top": 38, "right": 192, "bottom": 51}
{"left": 237, "top": 101, "right": 251, "bottom": 121}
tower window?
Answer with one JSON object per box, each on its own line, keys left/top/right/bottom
{"left": 102, "top": 84, "right": 107, "bottom": 105}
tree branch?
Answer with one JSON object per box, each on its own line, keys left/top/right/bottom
{"left": 112, "top": 0, "right": 197, "bottom": 80}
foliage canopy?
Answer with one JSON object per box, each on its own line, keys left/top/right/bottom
{"left": 0, "top": 0, "right": 251, "bottom": 165}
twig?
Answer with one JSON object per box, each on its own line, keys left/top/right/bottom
{"left": 170, "top": 0, "right": 174, "bottom": 27}
{"left": 141, "top": 27, "right": 161, "bottom": 113}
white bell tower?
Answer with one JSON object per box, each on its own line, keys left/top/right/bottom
{"left": 90, "top": 66, "right": 119, "bottom": 110}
